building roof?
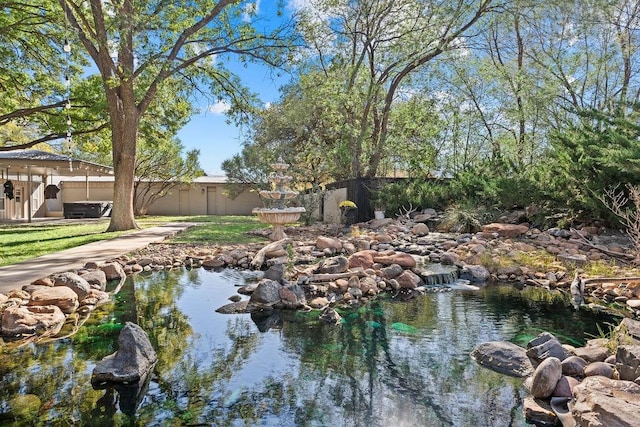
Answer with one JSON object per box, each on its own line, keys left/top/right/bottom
{"left": 0, "top": 149, "right": 113, "bottom": 177}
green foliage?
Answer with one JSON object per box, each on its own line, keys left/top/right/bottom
{"left": 547, "top": 107, "right": 640, "bottom": 224}
{"left": 438, "top": 202, "right": 497, "bottom": 233}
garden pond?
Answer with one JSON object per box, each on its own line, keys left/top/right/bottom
{"left": 0, "top": 268, "right": 618, "bottom": 426}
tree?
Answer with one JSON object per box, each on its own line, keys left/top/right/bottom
{"left": 295, "top": 0, "right": 501, "bottom": 178}
{"left": 60, "top": 0, "right": 296, "bottom": 231}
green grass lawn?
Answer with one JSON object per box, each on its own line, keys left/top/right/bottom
{"left": 161, "top": 215, "right": 269, "bottom": 245}
{"left": 0, "top": 216, "right": 268, "bottom": 267}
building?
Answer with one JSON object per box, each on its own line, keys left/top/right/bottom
{"left": 0, "top": 150, "right": 261, "bottom": 221}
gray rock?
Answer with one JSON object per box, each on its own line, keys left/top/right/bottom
{"left": 584, "top": 361, "right": 615, "bottom": 378}
{"left": 523, "top": 397, "right": 557, "bottom": 426}
{"left": 530, "top": 357, "right": 562, "bottom": 399}
{"left": 264, "top": 263, "right": 285, "bottom": 282}
{"left": 80, "top": 270, "right": 107, "bottom": 291}
{"left": 572, "top": 376, "right": 640, "bottom": 427}
{"left": 91, "top": 322, "right": 157, "bottom": 385}
{"left": 526, "top": 332, "right": 571, "bottom": 363}
{"left": 471, "top": 341, "right": 534, "bottom": 377}
{"left": 215, "top": 301, "right": 249, "bottom": 314}
{"left": 51, "top": 272, "right": 91, "bottom": 300}
{"left": 316, "top": 256, "right": 349, "bottom": 274}
{"left": 1, "top": 305, "right": 65, "bottom": 336}
{"left": 459, "top": 264, "right": 490, "bottom": 283}
{"left": 574, "top": 343, "right": 610, "bottom": 362}
{"left": 616, "top": 345, "right": 640, "bottom": 381}
{"left": 247, "top": 279, "right": 282, "bottom": 312}
{"left": 562, "top": 355, "right": 587, "bottom": 376}
{"left": 381, "top": 264, "right": 404, "bottom": 279}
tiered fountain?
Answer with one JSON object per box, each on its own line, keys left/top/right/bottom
{"left": 252, "top": 157, "right": 306, "bottom": 241}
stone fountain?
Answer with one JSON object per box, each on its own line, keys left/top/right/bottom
{"left": 252, "top": 157, "right": 306, "bottom": 241}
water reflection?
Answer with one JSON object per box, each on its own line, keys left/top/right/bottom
{"left": 0, "top": 269, "right": 617, "bottom": 426}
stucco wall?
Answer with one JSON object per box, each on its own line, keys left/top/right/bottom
{"left": 323, "top": 187, "right": 348, "bottom": 223}
{"left": 58, "top": 180, "right": 261, "bottom": 216}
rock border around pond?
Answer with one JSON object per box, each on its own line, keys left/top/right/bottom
{"left": 471, "top": 319, "right": 640, "bottom": 426}
{"left": 2, "top": 218, "right": 640, "bottom": 339}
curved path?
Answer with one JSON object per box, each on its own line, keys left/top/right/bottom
{"left": 0, "top": 222, "right": 194, "bottom": 294}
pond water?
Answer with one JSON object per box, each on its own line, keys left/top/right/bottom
{"left": 0, "top": 268, "right": 617, "bottom": 426}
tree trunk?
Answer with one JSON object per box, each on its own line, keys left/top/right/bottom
{"left": 107, "top": 99, "right": 140, "bottom": 232}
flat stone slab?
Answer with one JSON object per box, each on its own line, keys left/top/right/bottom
{"left": 471, "top": 341, "right": 534, "bottom": 377}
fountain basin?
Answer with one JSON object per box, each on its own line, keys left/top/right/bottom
{"left": 253, "top": 207, "right": 306, "bottom": 240}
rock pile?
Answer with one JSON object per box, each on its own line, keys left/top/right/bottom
{"left": 0, "top": 264, "right": 123, "bottom": 338}
{"left": 2, "top": 215, "right": 640, "bottom": 339}
{"left": 472, "top": 318, "right": 640, "bottom": 426}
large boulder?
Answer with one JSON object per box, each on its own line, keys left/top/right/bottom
{"left": 91, "top": 322, "right": 157, "bottom": 385}
{"left": 247, "top": 279, "right": 282, "bottom": 312}
{"left": 100, "top": 262, "right": 126, "bottom": 281}
{"left": 79, "top": 270, "right": 107, "bottom": 291}
{"left": 316, "top": 236, "right": 342, "bottom": 252}
{"left": 1, "top": 305, "right": 65, "bottom": 336}
{"left": 481, "top": 223, "right": 529, "bottom": 237}
{"left": 395, "top": 270, "right": 422, "bottom": 289}
{"left": 572, "top": 376, "right": 640, "bottom": 427}
{"left": 530, "top": 357, "right": 563, "bottom": 399}
{"left": 51, "top": 272, "right": 91, "bottom": 300}
{"left": 471, "top": 341, "right": 534, "bottom": 377}
{"left": 459, "top": 265, "right": 490, "bottom": 283}
{"left": 348, "top": 251, "right": 376, "bottom": 269}
{"left": 373, "top": 252, "right": 417, "bottom": 268}
{"left": 616, "top": 345, "right": 640, "bottom": 381}
{"left": 28, "top": 286, "right": 79, "bottom": 314}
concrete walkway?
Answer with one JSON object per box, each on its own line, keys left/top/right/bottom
{"left": 0, "top": 222, "right": 195, "bottom": 294}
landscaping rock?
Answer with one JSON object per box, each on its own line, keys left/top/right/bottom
{"left": 470, "top": 341, "right": 534, "bottom": 377}
{"left": 247, "top": 279, "right": 282, "bottom": 312}
{"left": 530, "top": 357, "right": 562, "bottom": 399}
{"left": 100, "top": 262, "right": 126, "bottom": 280}
{"left": 481, "top": 223, "right": 528, "bottom": 237}
{"left": 215, "top": 301, "right": 249, "bottom": 314}
{"left": 572, "top": 376, "right": 640, "bottom": 427}
{"left": 79, "top": 270, "right": 107, "bottom": 291}
{"left": 51, "top": 272, "right": 91, "bottom": 300}
{"left": 1, "top": 305, "right": 65, "bottom": 336}
{"left": 561, "top": 356, "right": 587, "bottom": 376}
{"left": 28, "top": 286, "right": 79, "bottom": 314}
{"left": 396, "top": 270, "right": 422, "bottom": 289}
{"left": 459, "top": 264, "right": 490, "bottom": 283}
{"left": 616, "top": 345, "right": 640, "bottom": 381}
{"left": 522, "top": 396, "right": 557, "bottom": 426}
{"left": 526, "top": 332, "right": 571, "bottom": 363}
{"left": 584, "top": 361, "right": 615, "bottom": 378}
{"left": 91, "top": 322, "right": 157, "bottom": 385}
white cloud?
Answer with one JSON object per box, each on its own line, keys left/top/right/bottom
{"left": 243, "top": 0, "right": 261, "bottom": 22}
{"left": 208, "top": 100, "right": 231, "bottom": 114}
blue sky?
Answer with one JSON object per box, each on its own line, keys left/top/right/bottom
{"left": 177, "top": 1, "right": 302, "bottom": 176}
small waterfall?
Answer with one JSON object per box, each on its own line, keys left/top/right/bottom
{"left": 418, "top": 263, "right": 460, "bottom": 286}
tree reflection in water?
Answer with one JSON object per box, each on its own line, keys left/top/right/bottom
{"left": 0, "top": 269, "right": 617, "bottom": 426}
